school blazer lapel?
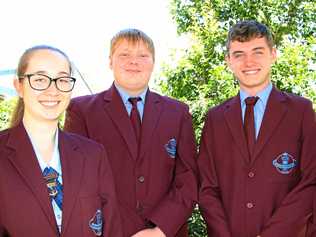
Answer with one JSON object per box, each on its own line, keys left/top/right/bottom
{"left": 102, "top": 85, "right": 139, "bottom": 160}
{"left": 6, "top": 123, "right": 58, "bottom": 234}
{"left": 252, "top": 87, "right": 288, "bottom": 163}
{"left": 224, "top": 95, "right": 250, "bottom": 163}
{"left": 138, "top": 91, "right": 163, "bottom": 160}
{"left": 58, "top": 130, "right": 86, "bottom": 236}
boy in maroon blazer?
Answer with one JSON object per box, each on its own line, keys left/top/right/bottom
{"left": 64, "top": 29, "right": 197, "bottom": 237}
{"left": 198, "top": 20, "right": 316, "bottom": 237}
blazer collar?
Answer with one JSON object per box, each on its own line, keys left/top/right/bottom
{"left": 224, "top": 94, "right": 250, "bottom": 163}
{"left": 6, "top": 123, "right": 86, "bottom": 235}
{"left": 6, "top": 123, "right": 60, "bottom": 234}
{"left": 103, "top": 84, "right": 163, "bottom": 160}
{"left": 252, "top": 86, "right": 288, "bottom": 162}
{"left": 224, "top": 86, "right": 288, "bottom": 165}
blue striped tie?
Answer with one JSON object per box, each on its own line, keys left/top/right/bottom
{"left": 43, "top": 167, "right": 63, "bottom": 210}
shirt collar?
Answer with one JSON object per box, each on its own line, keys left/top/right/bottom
{"left": 114, "top": 83, "right": 147, "bottom": 105}
{"left": 25, "top": 126, "right": 61, "bottom": 173}
{"left": 240, "top": 82, "right": 272, "bottom": 106}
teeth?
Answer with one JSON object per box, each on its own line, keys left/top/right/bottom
{"left": 40, "top": 101, "right": 59, "bottom": 106}
{"left": 244, "top": 70, "right": 259, "bottom": 75}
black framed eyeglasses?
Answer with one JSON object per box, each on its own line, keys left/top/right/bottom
{"left": 19, "top": 73, "right": 76, "bottom": 92}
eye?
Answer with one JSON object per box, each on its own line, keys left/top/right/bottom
{"left": 31, "top": 75, "right": 49, "bottom": 83}
{"left": 58, "top": 77, "right": 72, "bottom": 84}
{"left": 119, "top": 53, "right": 129, "bottom": 57}
{"left": 255, "top": 51, "right": 264, "bottom": 55}
{"left": 233, "top": 53, "right": 244, "bottom": 59}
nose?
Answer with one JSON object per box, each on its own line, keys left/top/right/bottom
{"left": 128, "top": 55, "right": 139, "bottom": 65}
{"left": 244, "top": 54, "right": 255, "bottom": 66}
{"left": 45, "top": 81, "right": 59, "bottom": 95}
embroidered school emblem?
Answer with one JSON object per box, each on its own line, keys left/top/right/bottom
{"left": 89, "top": 209, "right": 103, "bottom": 236}
{"left": 165, "top": 138, "right": 177, "bottom": 158}
{"left": 272, "top": 152, "right": 297, "bottom": 174}
{"left": 43, "top": 169, "right": 59, "bottom": 197}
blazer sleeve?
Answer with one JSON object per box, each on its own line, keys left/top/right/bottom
{"left": 64, "top": 99, "right": 89, "bottom": 137}
{"left": 146, "top": 107, "right": 198, "bottom": 237}
{"left": 260, "top": 101, "right": 316, "bottom": 237}
{"left": 98, "top": 146, "right": 123, "bottom": 237}
{"left": 197, "top": 112, "right": 232, "bottom": 237}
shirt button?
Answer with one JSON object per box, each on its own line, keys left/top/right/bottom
{"left": 246, "top": 202, "right": 254, "bottom": 209}
{"left": 248, "top": 172, "right": 255, "bottom": 178}
{"left": 138, "top": 176, "right": 145, "bottom": 183}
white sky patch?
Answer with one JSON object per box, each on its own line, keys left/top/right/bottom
{"left": 0, "top": 0, "right": 188, "bottom": 96}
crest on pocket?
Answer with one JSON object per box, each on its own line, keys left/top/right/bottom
{"left": 165, "top": 138, "right": 177, "bottom": 158}
{"left": 272, "top": 152, "right": 297, "bottom": 174}
{"left": 89, "top": 209, "right": 103, "bottom": 236}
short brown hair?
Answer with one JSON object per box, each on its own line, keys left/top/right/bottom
{"left": 110, "top": 28, "right": 155, "bottom": 61}
{"left": 226, "top": 20, "right": 274, "bottom": 53}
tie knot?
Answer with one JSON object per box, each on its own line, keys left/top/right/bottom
{"left": 128, "top": 97, "right": 141, "bottom": 107}
{"left": 43, "top": 167, "right": 59, "bottom": 179}
{"left": 245, "top": 96, "right": 259, "bottom": 106}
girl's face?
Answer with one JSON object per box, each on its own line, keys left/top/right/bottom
{"left": 15, "top": 49, "right": 72, "bottom": 124}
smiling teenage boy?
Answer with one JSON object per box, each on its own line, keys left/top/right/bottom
{"left": 64, "top": 29, "right": 197, "bottom": 237}
{"left": 198, "top": 20, "right": 316, "bottom": 237}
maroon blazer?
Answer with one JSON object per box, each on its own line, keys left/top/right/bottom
{"left": 0, "top": 123, "right": 122, "bottom": 237}
{"left": 64, "top": 85, "right": 198, "bottom": 237}
{"left": 198, "top": 87, "right": 316, "bottom": 237}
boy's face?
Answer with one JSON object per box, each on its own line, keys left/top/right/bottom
{"left": 226, "top": 37, "right": 277, "bottom": 95}
{"left": 109, "top": 39, "right": 154, "bottom": 96}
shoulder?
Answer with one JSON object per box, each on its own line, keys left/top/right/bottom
{"left": 206, "top": 96, "right": 236, "bottom": 116}
{"left": 151, "top": 91, "right": 189, "bottom": 112}
{"left": 71, "top": 90, "right": 106, "bottom": 106}
{"left": 0, "top": 128, "right": 10, "bottom": 146}
{"left": 68, "top": 90, "right": 109, "bottom": 113}
{"left": 281, "top": 90, "right": 312, "bottom": 107}
{"left": 61, "top": 130, "right": 104, "bottom": 152}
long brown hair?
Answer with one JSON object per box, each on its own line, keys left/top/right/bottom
{"left": 10, "top": 45, "right": 72, "bottom": 128}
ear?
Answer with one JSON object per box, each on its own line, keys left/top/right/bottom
{"left": 225, "top": 54, "right": 232, "bottom": 71}
{"left": 13, "top": 77, "right": 23, "bottom": 98}
{"left": 109, "top": 56, "right": 113, "bottom": 70}
{"left": 271, "top": 47, "right": 277, "bottom": 63}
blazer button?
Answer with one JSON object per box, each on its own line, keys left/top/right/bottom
{"left": 248, "top": 172, "right": 255, "bottom": 178}
{"left": 246, "top": 202, "right": 254, "bottom": 209}
{"left": 138, "top": 176, "right": 145, "bottom": 183}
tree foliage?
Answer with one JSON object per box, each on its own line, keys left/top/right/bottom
{"left": 158, "top": 0, "right": 316, "bottom": 140}
{"left": 158, "top": 0, "right": 316, "bottom": 236}
{"left": 0, "top": 98, "right": 17, "bottom": 130}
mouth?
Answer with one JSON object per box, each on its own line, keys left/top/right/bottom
{"left": 125, "top": 69, "right": 141, "bottom": 73}
{"left": 242, "top": 69, "right": 261, "bottom": 75}
{"left": 39, "top": 101, "right": 60, "bottom": 107}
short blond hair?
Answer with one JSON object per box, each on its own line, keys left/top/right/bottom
{"left": 110, "top": 28, "right": 155, "bottom": 61}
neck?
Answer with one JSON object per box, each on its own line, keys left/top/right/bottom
{"left": 240, "top": 81, "right": 270, "bottom": 96}
{"left": 114, "top": 82, "right": 147, "bottom": 97}
{"left": 23, "top": 116, "right": 58, "bottom": 164}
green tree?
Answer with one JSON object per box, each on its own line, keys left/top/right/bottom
{"left": 157, "top": 1, "right": 316, "bottom": 236}
{"left": 0, "top": 98, "right": 17, "bottom": 130}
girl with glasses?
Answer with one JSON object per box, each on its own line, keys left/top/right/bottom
{"left": 0, "top": 45, "right": 122, "bottom": 237}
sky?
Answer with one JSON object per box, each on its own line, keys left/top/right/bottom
{"left": 0, "top": 0, "right": 187, "bottom": 96}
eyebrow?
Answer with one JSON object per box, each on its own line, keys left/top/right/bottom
{"left": 32, "top": 70, "right": 70, "bottom": 76}
{"left": 252, "top": 47, "right": 265, "bottom": 51}
{"left": 231, "top": 46, "right": 265, "bottom": 55}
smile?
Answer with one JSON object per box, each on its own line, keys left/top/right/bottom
{"left": 39, "top": 101, "right": 60, "bottom": 107}
{"left": 243, "top": 69, "right": 260, "bottom": 75}
{"left": 126, "top": 69, "right": 141, "bottom": 73}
